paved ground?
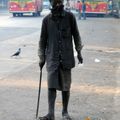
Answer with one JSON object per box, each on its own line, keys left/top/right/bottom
{"left": 0, "top": 50, "right": 119, "bottom": 120}
{"left": 0, "top": 10, "right": 120, "bottom": 120}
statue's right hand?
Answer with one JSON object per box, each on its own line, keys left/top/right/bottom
{"left": 39, "top": 55, "right": 45, "bottom": 70}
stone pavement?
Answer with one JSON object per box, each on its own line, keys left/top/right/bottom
{"left": 0, "top": 47, "right": 120, "bottom": 120}
{"left": 0, "top": 14, "right": 120, "bottom": 120}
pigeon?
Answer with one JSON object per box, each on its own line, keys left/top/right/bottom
{"left": 11, "top": 48, "right": 21, "bottom": 57}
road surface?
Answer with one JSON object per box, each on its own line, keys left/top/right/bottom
{"left": 0, "top": 9, "right": 120, "bottom": 120}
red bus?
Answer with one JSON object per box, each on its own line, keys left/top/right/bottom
{"left": 73, "top": 0, "right": 108, "bottom": 16}
{"left": 9, "top": 0, "right": 43, "bottom": 17}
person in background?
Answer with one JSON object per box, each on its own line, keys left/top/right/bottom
{"left": 82, "top": 0, "right": 86, "bottom": 20}
{"left": 65, "top": 0, "right": 71, "bottom": 12}
{"left": 38, "top": 0, "right": 83, "bottom": 119}
{"left": 77, "top": 0, "right": 82, "bottom": 19}
{"left": 108, "top": 0, "right": 113, "bottom": 11}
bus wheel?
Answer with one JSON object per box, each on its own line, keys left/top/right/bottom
{"left": 33, "top": 13, "right": 37, "bottom": 17}
{"left": 20, "top": 13, "right": 23, "bottom": 17}
{"left": 17, "top": 13, "right": 23, "bottom": 17}
{"left": 13, "top": 13, "right": 16, "bottom": 17}
{"left": 37, "top": 12, "right": 41, "bottom": 16}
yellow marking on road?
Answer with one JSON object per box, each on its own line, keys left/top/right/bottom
{"left": 0, "top": 80, "right": 120, "bottom": 96}
{"left": 72, "top": 83, "right": 120, "bottom": 95}
{"left": 85, "top": 45, "right": 120, "bottom": 53}
{"left": 0, "top": 58, "right": 36, "bottom": 63}
{"left": 85, "top": 117, "right": 91, "bottom": 120}
{"left": 56, "top": 101, "right": 62, "bottom": 107}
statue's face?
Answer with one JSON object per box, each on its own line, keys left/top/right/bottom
{"left": 50, "top": 0, "right": 63, "bottom": 7}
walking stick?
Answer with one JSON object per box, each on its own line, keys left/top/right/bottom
{"left": 36, "top": 68, "right": 42, "bottom": 119}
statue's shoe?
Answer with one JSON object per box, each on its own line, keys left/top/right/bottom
{"left": 39, "top": 114, "right": 55, "bottom": 120}
{"left": 62, "top": 113, "right": 72, "bottom": 120}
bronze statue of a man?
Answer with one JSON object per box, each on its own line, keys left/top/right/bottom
{"left": 38, "top": 0, "right": 83, "bottom": 119}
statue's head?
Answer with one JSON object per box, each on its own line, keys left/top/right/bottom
{"left": 49, "top": 0, "right": 64, "bottom": 8}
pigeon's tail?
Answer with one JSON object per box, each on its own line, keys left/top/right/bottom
{"left": 11, "top": 52, "right": 19, "bottom": 57}
{"left": 11, "top": 48, "right": 21, "bottom": 57}
{"left": 10, "top": 54, "right": 14, "bottom": 57}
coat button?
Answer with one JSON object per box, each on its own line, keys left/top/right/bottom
{"left": 60, "top": 60, "right": 62, "bottom": 62}
{"left": 59, "top": 51, "right": 62, "bottom": 54}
